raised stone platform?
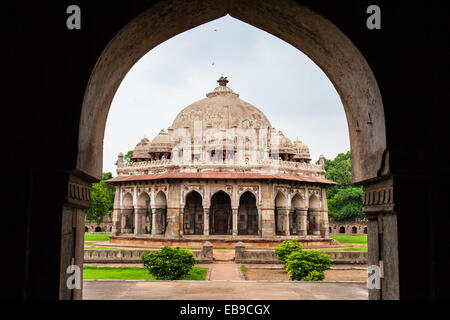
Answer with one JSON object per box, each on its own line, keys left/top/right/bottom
{"left": 109, "top": 234, "right": 334, "bottom": 249}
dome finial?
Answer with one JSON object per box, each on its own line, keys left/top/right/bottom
{"left": 217, "top": 76, "right": 228, "bottom": 86}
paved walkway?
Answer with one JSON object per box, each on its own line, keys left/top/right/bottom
{"left": 206, "top": 263, "right": 243, "bottom": 280}
{"left": 83, "top": 280, "right": 368, "bottom": 300}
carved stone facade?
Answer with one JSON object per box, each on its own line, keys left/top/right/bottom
{"left": 107, "top": 78, "right": 336, "bottom": 242}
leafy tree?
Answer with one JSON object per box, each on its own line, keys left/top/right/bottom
{"left": 285, "top": 250, "right": 331, "bottom": 281}
{"left": 328, "top": 187, "right": 364, "bottom": 221}
{"left": 124, "top": 150, "right": 133, "bottom": 163}
{"left": 316, "top": 151, "right": 365, "bottom": 221}
{"left": 274, "top": 239, "right": 302, "bottom": 266}
{"left": 141, "top": 246, "right": 196, "bottom": 280}
{"left": 85, "top": 172, "right": 116, "bottom": 224}
{"left": 317, "top": 151, "right": 353, "bottom": 199}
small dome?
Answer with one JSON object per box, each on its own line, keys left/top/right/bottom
{"left": 132, "top": 138, "right": 152, "bottom": 159}
{"left": 271, "top": 131, "right": 293, "bottom": 152}
{"left": 292, "top": 139, "right": 311, "bottom": 159}
{"left": 149, "top": 130, "right": 174, "bottom": 152}
{"left": 151, "top": 130, "right": 173, "bottom": 145}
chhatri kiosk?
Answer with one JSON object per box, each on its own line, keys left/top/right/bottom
{"left": 107, "top": 77, "right": 336, "bottom": 247}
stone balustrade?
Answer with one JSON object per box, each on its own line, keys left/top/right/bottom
{"left": 84, "top": 241, "right": 213, "bottom": 264}
{"left": 234, "top": 242, "right": 367, "bottom": 264}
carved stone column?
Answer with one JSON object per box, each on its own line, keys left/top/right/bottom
{"left": 278, "top": 208, "right": 290, "bottom": 236}
{"left": 296, "top": 208, "right": 308, "bottom": 236}
{"left": 362, "top": 175, "right": 398, "bottom": 300}
{"left": 111, "top": 188, "right": 121, "bottom": 236}
{"left": 320, "top": 187, "right": 330, "bottom": 237}
{"left": 203, "top": 207, "right": 210, "bottom": 236}
{"left": 151, "top": 207, "right": 157, "bottom": 235}
{"left": 261, "top": 207, "right": 275, "bottom": 238}
{"left": 232, "top": 207, "right": 238, "bottom": 237}
{"left": 309, "top": 208, "right": 321, "bottom": 235}
{"left": 257, "top": 207, "right": 262, "bottom": 236}
{"left": 134, "top": 207, "right": 144, "bottom": 235}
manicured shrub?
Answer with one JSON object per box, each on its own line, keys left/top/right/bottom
{"left": 285, "top": 250, "right": 331, "bottom": 281}
{"left": 274, "top": 239, "right": 303, "bottom": 265}
{"left": 141, "top": 245, "right": 196, "bottom": 280}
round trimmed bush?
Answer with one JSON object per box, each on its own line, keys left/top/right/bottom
{"left": 274, "top": 239, "right": 302, "bottom": 265}
{"left": 141, "top": 245, "right": 196, "bottom": 280}
{"left": 285, "top": 250, "right": 331, "bottom": 281}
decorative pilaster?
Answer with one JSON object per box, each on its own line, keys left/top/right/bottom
{"left": 278, "top": 208, "right": 290, "bottom": 236}
{"left": 362, "top": 175, "right": 398, "bottom": 300}
{"left": 151, "top": 207, "right": 157, "bottom": 235}
{"left": 203, "top": 207, "right": 210, "bottom": 235}
{"left": 232, "top": 207, "right": 238, "bottom": 237}
{"left": 296, "top": 208, "right": 308, "bottom": 236}
{"left": 134, "top": 207, "right": 144, "bottom": 235}
{"left": 309, "top": 208, "right": 321, "bottom": 235}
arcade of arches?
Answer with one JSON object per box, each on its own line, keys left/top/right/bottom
{"left": 108, "top": 180, "right": 332, "bottom": 240}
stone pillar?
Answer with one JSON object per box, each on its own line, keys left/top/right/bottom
{"left": 111, "top": 188, "right": 121, "bottom": 236}
{"left": 320, "top": 187, "right": 330, "bottom": 237}
{"left": 320, "top": 210, "right": 330, "bottom": 237}
{"left": 232, "top": 207, "right": 238, "bottom": 237}
{"left": 257, "top": 207, "right": 262, "bottom": 236}
{"left": 296, "top": 208, "right": 308, "bottom": 236}
{"left": 363, "top": 175, "right": 398, "bottom": 300}
{"left": 151, "top": 207, "right": 157, "bottom": 235}
{"left": 261, "top": 208, "right": 275, "bottom": 237}
{"left": 179, "top": 207, "right": 184, "bottom": 237}
{"left": 278, "top": 208, "right": 290, "bottom": 236}
{"left": 165, "top": 207, "right": 180, "bottom": 238}
{"left": 309, "top": 208, "right": 321, "bottom": 235}
{"left": 134, "top": 207, "right": 144, "bottom": 235}
{"left": 203, "top": 207, "right": 210, "bottom": 236}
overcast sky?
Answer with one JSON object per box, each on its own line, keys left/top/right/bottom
{"left": 103, "top": 15, "right": 349, "bottom": 176}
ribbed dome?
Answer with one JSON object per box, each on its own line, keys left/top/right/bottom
{"left": 151, "top": 130, "right": 172, "bottom": 144}
{"left": 133, "top": 137, "right": 152, "bottom": 159}
{"left": 292, "top": 139, "right": 311, "bottom": 159}
{"left": 170, "top": 77, "right": 271, "bottom": 137}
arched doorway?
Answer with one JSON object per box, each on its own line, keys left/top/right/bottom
{"left": 153, "top": 191, "right": 167, "bottom": 235}
{"left": 352, "top": 226, "right": 357, "bottom": 234}
{"left": 74, "top": 0, "right": 395, "bottom": 300}
{"left": 291, "top": 193, "right": 307, "bottom": 236}
{"left": 136, "top": 192, "right": 151, "bottom": 234}
{"left": 210, "top": 191, "right": 232, "bottom": 235}
{"left": 94, "top": 226, "right": 101, "bottom": 232}
{"left": 274, "top": 191, "right": 289, "bottom": 235}
{"left": 340, "top": 226, "right": 346, "bottom": 234}
{"left": 122, "top": 192, "right": 133, "bottom": 233}
{"left": 183, "top": 191, "right": 204, "bottom": 235}
{"left": 238, "top": 191, "right": 258, "bottom": 235}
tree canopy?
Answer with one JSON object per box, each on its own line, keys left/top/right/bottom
{"left": 316, "top": 151, "right": 365, "bottom": 221}
{"left": 85, "top": 172, "right": 116, "bottom": 225}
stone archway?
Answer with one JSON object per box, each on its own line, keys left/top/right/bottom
{"left": 183, "top": 191, "right": 204, "bottom": 235}
{"left": 238, "top": 191, "right": 258, "bottom": 235}
{"left": 75, "top": 0, "right": 394, "bottom": 299}
{"left": 153, "top": 191, "right": 167, "bottom": 235}
{"left": 210, "top": 191, "right": 232, "bottom": 235}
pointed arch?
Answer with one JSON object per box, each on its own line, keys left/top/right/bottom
{"left": 238, "top": 191, "right": 258, "bottom": 235}
{"left": 210, "top": 191, "right": 232, "bottom": 235}
{"left": 183, "top": 190, "right": 204, "bottom": 235}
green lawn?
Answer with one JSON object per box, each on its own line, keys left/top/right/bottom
{"left": 330, "top": 234, "right": 367, "bottom": 244}
{"left": 325, "top": 245, "right": 368, "bottom": 251}
{"left": 84, "top": 233, "right": 111, "bottom": 241}
{"left": 83, "top": 266, "right": 208, "bottom": 280}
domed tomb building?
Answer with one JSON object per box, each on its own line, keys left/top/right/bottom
{"left": 107, "top": 77, "right": 336, "bottom": 246}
